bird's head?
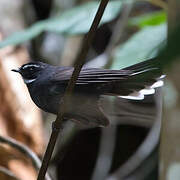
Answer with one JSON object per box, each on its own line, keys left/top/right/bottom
{"left": 12, "top": 62, "right": 47, "bottom": 84}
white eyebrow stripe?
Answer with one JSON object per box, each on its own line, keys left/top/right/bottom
{"left": 22, "top": 64, "right": 40, "bottom": 69}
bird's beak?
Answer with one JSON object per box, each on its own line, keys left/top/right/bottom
{"left": 11, "top": 68, "right": 20, "bottom": 73}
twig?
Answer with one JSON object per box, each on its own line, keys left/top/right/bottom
{"left": 0, "top": 166, "right": 20, "bottom": 180}
{"left": 105, "top": 0, "right": 134, "bottom": 61}
{"left": 106, "top": 88, "right": 162, "bottom": 180}
{"left": 91, "top": 126, "right": 116, "bottom": 180}
{"left": 37, "top": 0, "right": 110, "bottom": 179}
{"left": 87, "top": 4, "right": 134, "bottom": 179}
{"left": 85, "top": 0, "right": 134, "bottom": 68}
{"left": 125, "top": 148, "right": 158, "bottom": 180}
{"left": 0, "top": 135, "right": 51, "bottom": 180}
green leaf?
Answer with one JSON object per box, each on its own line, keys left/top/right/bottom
{"left": 111, "top": 23, "right": 167, "bottom": 69}
{"left": 46, "top": 1, "right": 122, "bottom": 35}
{"left": 0, "top": 1, "right": 122, "bottom": 48}
{"left": 0, "top": 22, "right": 47, "bottom": 48}
{"left": 129, "top": 11, "right": 166, "bottom": 28}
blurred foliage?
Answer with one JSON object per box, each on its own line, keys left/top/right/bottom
{"left": 111, "top": 23, "right": 167, "bottom": 69}
{"left": 0, "top": 1, "right": 123, "bottom": 48}
{"left": 163, "top": 80, "right": 178, "bottom": 108}
{"left": 0, "top": 0, "right": 175, "bottom": 179}
{"left": 129, "top": 11, "right": 166, "bottom": 28}
{"left": 158, "top": 23, "right": 180, "bottom": 68}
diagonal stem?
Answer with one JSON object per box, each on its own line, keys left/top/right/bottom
{"left": 37, "top": 0, "right": 110, "bottom": 179}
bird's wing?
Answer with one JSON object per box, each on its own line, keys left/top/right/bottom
{"left": 52, "top": 66, "right": 131, "bottom": 84}
{"left": 77, "top": 68, "right": 131, "bottom": 84}
{"left": 52, "top": 57, "right": 162, "bottom": 85}
{"left": 51, "top": 58, "right": 164, "bottom": 99}
{"left": 47, "top": 59, "right": 164, "bottom": 127}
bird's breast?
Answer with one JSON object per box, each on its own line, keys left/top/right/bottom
{"left": 27, "top": 82, "right": 63, "bottom": 114}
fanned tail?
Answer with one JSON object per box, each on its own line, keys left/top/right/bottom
{"left": 109, "top": 58, "right": 164, "bottom": 100}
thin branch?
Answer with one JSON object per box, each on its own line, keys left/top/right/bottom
{"left": 125, "top": 148, "right": 158, "bottom": 180}
{"left": 0, "top": 135, "right": 41, "bottom": 170}
{"left": 105, "top": 0, "right": 134, "bottom": 59}
{"left": 0, "top": 135, "right": 51, "bottom": 180}
{"left": 106, "top": 88, "right": 162, "bottom": 180}
{"left": 37, "top": 0, "right": 110, "bottom": 179}
{"left": 85, "top": 0, "right": 134, "bottom": 68}
{"left": 91, "top": 126, "right": 116, "bottom": 180}
{"left": 0, "top": 166, "right": 20, "bottom": 180}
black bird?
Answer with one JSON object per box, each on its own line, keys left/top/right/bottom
{"left": 12, "top": 58, "right": 164, "bottom": 127}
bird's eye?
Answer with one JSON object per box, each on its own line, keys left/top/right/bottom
{"left": 29, "top": 67, "right": 34, "bottom": 71}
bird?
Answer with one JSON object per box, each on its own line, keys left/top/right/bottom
{"left": 12, "top": 58, "right": 164, "bottom": 127}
